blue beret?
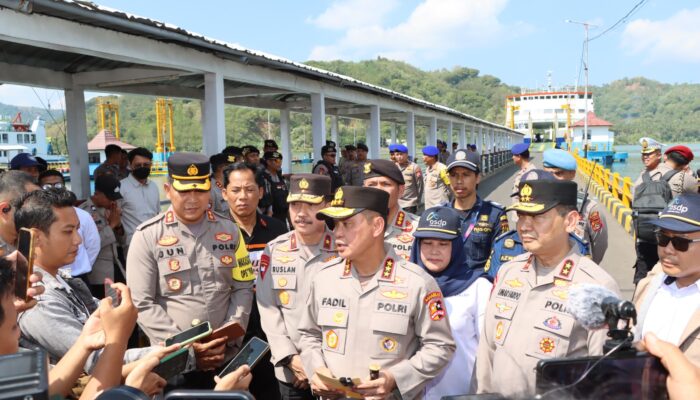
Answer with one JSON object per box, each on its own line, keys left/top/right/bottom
{"left": 511, "top": 142, "right": 530, "bottom": 155}
{"left": 394, "top": 144, "right": 408, "bottom": 153}
{"left": 422, "top": 145, "right": 439, "bottom": 157}
{"left": 388, "top": 144, "right": 398, "bottom": 152}
{"left": 543, "top": 149, "right": 577, "bottom": 171}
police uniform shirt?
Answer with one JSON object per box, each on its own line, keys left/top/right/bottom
{"left": 79, "top": 198, "right": 122, "bottom": 285}
{"left": 397, "top": 162, "right": 423, "bottom": 209}
{"left": 423, "top": 162, "right": 451, "bottom": 210}
{"left": 475, "top": 248, "right": 620, "bottom": 397}
{"left": 574, "top": 195, "right": 608, "bottom": 264}
{"left": 667, "top": 169, "right": 698, "bottom": 197}
{"left": 297, "top": 247, "right": 456, "bottom": 400}
{"left": 126, "top": 207, "right": 255, "bottom": 344}
{"left": 511, "top": 163, "right": 536, "bottom": 201}
{"left": 445, "top": 196, "right": 508, "bottom": 271}
{"left": 210, "top": 179, "right": 230, "bottom": 215}
{"left": 257, "top": 229, "right": 339, "bottom": 383}
{"left": 384, "top": 209, "right": 420, "bottom": 261}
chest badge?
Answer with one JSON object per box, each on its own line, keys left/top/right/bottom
{"left": 275, "top": 255, "right": 295, "bottom": 263}
{"left": 333, "top": 311, "right": 345, "bottom": 324}
{"left": 495, "top": 303, "right": 512, "bottom": 313}
{"left": 504, "top": 238, "right": 515, "bottom": 249}
{"left": 539, "top": 337, "right": 556, "bottom": 353}
{"left": 505, "top": 279, "right": 523, "bottom": 288}
{"left": 495, "top": 321, "right": 504, "bottom": 340}
{"left": 396, "top": 233, "right": 414, "bottom": 243}
{"left": 381, "top": 337, "right": 398, "bottom": 352}
{"left": 278, "top": 290, "right": 290, "bottom": 305}
{"left": 543, "top": 316, "right": 562, "bottom": 330}
{"left": 381, "top": 289, "right": 408, "bottom": 300}
{"left": 168, "top": 259, "right": 180, "bottom": 272}
{"left": 326, "top": 330, "right": 339, "bottom": 349}
{"left": 220, "top": 255, "right": 234, "bottom": 265}
{"left": 167, "top": 277, "right": 182, "bottom": 291}
{"left": 158, "top": 236, "right": 179, "bottom": 246}
{"left": 215, "top": 232, "right": 233, "bottom": 242}
{"left": 277, "top": 277, "right": 288, "bottom": 287}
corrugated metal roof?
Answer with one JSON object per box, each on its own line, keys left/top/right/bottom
{"left": 3, "top": 0, "right": 520, "bottom": 133}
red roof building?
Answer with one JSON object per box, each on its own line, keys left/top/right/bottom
{"left": 571, "top": 111, "right": 613, "bottom": 127}
{"left": 87, "top": 129, "right": 136, "bottom": 151}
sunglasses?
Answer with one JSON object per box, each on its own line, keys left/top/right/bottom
{"left": 656, "top": 232, "right": 700, "bottom": 252}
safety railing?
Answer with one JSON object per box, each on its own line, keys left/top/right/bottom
{"left": 573, "top": 152, "right": 633, "bottom": 207}
{"left": 481, "top": 150, "right": 513, "bottom": 176}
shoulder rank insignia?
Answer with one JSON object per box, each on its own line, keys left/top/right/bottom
{"left": 323, "top": 255, "right": 338, "bottom": 262}
{"left": 323, "top": 234, "right": 332, "bottom": 250}
{"left": 395, "top": 211, "right": 405, "bottom": 227}
{"left": 164, "top": 211, "right": 175, "bottom": 224}
{"left": 559, "top": 259, "right": 574, "bottom": 278}
{"left": 207, "top": 210, "right": 216, "bottom": 221}
{"left": 381, "top": 258, "right": 395, "bottom": 280}
{"left": 215, "top": 232, "right": 232, "bottom": 242}
{"left": 158, "top": 236, "right": 179, "bottom": 246}
{"left": 342, "top": 259, "right": 352, "bottom": 277}
{"left": 289, "top": 234, "right": 298, "bottom": 250}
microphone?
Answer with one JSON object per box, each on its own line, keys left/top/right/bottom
{"left": 568, "top": 284, "right": 636, "bottom": 330}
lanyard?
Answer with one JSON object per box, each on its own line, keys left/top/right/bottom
{"left": 463, "top": 207, "right": 482, "bottom": 241}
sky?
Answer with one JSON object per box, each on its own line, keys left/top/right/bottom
{"left": 2, "top": 0, "right": 700, "bottom": 109}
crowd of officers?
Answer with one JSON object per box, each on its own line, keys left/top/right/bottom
{"left": 2, "top": 136, "right": 700, "bottom": 400}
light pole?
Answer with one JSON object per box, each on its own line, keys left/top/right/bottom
{"left": 566, "top": 19, "right": 597, "bottom": 158}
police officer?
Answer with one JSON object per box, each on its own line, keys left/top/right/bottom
{"left": 422, "top": 145, "right": 451, "bottom": 210}
{"left": 542, "top": 148, "right": 608, "bottom": 264}
{"left": 340, "top": 145, "right": 362, "bottom": 186}
{"left": 664, "top": 145, "right": 698, "bottom": 196}
{"left": 127, "top": 153, "right": 255, "bottom": 386}
{"left": 363, "top": 159, "right": 420, "bottom": 261}
{"left": 258, "top": 174, "right": 337, "bottom": 400}
{"left": 393, "top": 144, "right": 423, "bottom": 214}
{"left": 444, "top": 149, "right": 509, "bottom": 271}
{"left": 510, "top": 142, "right": 535, "bottom": 224}
{"left": 298, "top": 186, "right": 455, "bottom": 400}
{"left": 261, "top": 151, "right": 290, "bottom": 224}
{"left": 485, "top": 170, "right": 591, "bottom": 278}
{"left": 242, "top": 145, "right": 262, "bottom": 167}
{"left": 474, "top": 179, "right": 621, "bottom": 397}
{"left": 264, "top": 139, "right": 279, "bottom": 154}
{"left": 313, "top": 145, "right": 344, "bottom": 192}
{"left": 209, "top": 152, "right": 236, "bottom": 214}
{"left": 81, "top": 174, "right": 125, "bottom": 297}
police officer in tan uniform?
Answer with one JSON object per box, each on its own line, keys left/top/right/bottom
{"left": 209, "top": 152, "right": 236, "bottom": 214}
{"left": 257, "top": 174, "right": 337, "bottom": 400}
{"left": 509, "top": 143, "right": 535, "bottom": 225}
{"left": 298, "top": 186, "right": 455, "bottom": 400}
{"left": 393, "top": 144, "right": 423, "bottom": 214}
{"left": 475, "top": 179, "right": 620, "bottom": 398}
{"left": 542, "top": 149, "right": 608, "bottom": 264}
{"left": 363, "top": 159, "right": 420, "bottom": 261}
{"left": 81, "top": 174, "right": 125, "bottom": 296}
{"left": 127, "top": 152, "right": 255, "bottom": 386}
{"left": 422, "top": 145, "right": 451, "bottom": 210}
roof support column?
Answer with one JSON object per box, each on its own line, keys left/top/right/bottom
{"left": 64, "top": 84, "right": 89, "bottom": 199}
{"left": 280, "top": 109, "right": 291, "bottom": 173}
{"left": 478, "top": 125, "right": 483, "bottom": 153}
{"left": 390, "top": 123, "right": 397, "bottom": 145}
{"left": 429, "top": 117, "right": 437, "bottom": 146}
{"left": 447, "top": 121, "right": 453, "bottom": 150}
{"left": 311, "top": 93, "right": 326, "bottom": 161}
{"left": 459, "top": 124, "right": 466, "bottom": 149}
{"left": 406, "top": 112, "right": 415, "bottom": 161}
{"left": 368, "top": 105, "right": 381, "bottom": 159}
{"left": 471, "top": 125, "right": 476, "bottom": 147}
{"left": 202, "top": 72, "right": 225, "bottom": 155}
{"left": 330, "top": 115, "right": 338, "bottom": 145}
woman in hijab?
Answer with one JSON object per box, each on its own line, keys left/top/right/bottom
{"left": 410, "top": 206, "right": 493, "bottom": 399}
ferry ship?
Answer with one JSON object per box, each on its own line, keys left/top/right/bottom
{"left": 0, "top": 113, "right": 67, "bottom": 168}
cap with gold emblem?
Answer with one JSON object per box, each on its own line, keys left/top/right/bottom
{"left": 447, "top": 149, "right": 480, "bottom": 172}
{"left": 639, "top": 137, "right": 663, "bottom": 154}
{"left": 507, "top": 179, "right": 577, "bottom": 215}
{"left": 316, "top": 186, "right": 389, "bottom": 220}
{"left": 167, "top": 152, "right": 211, "bottom": 191}
{"left": 287, "top": 174, "right": 332, "bottom": 204}
{"left": 363, "top": 159, "right": 405, "bottom": 185}
{"left": 209, "top": 153, "right": 236, "bottom": 170}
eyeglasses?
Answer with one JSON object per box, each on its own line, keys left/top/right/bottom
{"left": 656, "top": 232, "right": 700, "bottom": 252}
{"left": 42, "top": 183, "right": 64, "bottom": 190}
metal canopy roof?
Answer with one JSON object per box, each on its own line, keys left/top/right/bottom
{"left": 0, "top": 0, "right": 521, "bottom": 134}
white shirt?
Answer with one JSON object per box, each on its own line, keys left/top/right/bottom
{"left": 642, "top": 275, "right": 700, "bottom": 345}
{"left": 120, "top": 174, "right": 160, "bottom": 246}
{"left": 60, "top": 207, "right": 100, "bottom": 277}
{"left": 424, "top": 277, "right": 493, "bottom": 400}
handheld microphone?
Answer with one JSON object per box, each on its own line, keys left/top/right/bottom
{"left": 568, "top": 284, "right": 636, "bottom": 330}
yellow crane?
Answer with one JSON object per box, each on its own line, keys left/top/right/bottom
{"left": 97, "top": 98, "right": 120, "bottom": 139}
{"left": 505, "top": 98, "right": 520, "bottom": 129}
{"left": 155, "top": 98, "right": 175, "bottom": 155}
{"left": 560, "top": 104, "right": 573, "bottom": 149}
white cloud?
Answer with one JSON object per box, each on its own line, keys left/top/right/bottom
{"left": 307, "top": 0, "right": 399, "bottom": 30}
{"left": 308, "top": 0, "right": 520, "bottom": 63}
{"left": 621, "top": 8, "right": 700, "bottom": 64}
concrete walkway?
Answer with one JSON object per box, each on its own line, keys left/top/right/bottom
{"left": 478, "top": 159, "right": 636, "bottom": 299}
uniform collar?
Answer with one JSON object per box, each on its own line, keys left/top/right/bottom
{"left": 452, "top": 196, "right": 483, "bottom": 215}
{"left": 288, "top": 226, "right": 336, "bottom": 252}
{"left": 163, "top": 207, "right": 217, "bottom": 226}
{"left": 340, "top": 246, "right": 399, "bottom": 282}
{"left": 527, "top": 242, "right": 581, "bottom": 287}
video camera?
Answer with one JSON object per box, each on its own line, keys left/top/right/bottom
{"left": 0, "top": 349, "right": 49, "bottom": 400}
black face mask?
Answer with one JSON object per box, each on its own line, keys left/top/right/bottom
{"left": 132, "top": 167, "right": 151, "bottom": 180}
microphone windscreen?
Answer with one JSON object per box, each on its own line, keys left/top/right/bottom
{"left": 568, "top": 284, "right": 619, "bottom": 330}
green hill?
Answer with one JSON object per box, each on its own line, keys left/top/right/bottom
{"left": 6, "top": 59, "right": 699, "bottom": 152}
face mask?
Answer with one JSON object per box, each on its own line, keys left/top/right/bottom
{"left": 132, "top": 166, "right": 151, "bottom": 180}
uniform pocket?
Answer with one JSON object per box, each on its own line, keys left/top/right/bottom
{"left": 318, "top": 307, "right": 348, "bottom": 355}
{"left": 272, "top": 274, "right": 297, "bottom": 308}
{"left": 525, "top": 311, "right": 575, "bottom": 360}
{"left": 158, "top": 257, "right": 193, "bottom": 296}
{"left": 370, "top": 312, "right": 410, "bottom": 359}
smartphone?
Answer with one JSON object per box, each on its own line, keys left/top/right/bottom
{"left": 152, "top": 347, "right": 189, "bottom": 380}
{"left": 536, "top": 351, "right": 668, "bottom": 399}
{"left": 104, "top": 278, "right": 121, "bottom": 306}
{"left": 202, "top": 321, "right": 245, "bottom": 343}
{"left": 218, "top": 337, "right": 269, "bottom": 378}
{"left": 14, "top": 228, "right": 35, "bottom": 300}
{"left": 165, "top": 321, "right": 213, "bottom": 347}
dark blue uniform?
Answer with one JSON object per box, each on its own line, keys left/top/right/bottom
{"left": 444, "top": 196, "right": 508, "bottom": 272}
{"left": 484, "top": 230, "right": 592, "bottom": 278}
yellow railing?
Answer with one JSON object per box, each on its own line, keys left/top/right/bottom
{"left": 572, "top": 152, "right": 633, "bottom": 207}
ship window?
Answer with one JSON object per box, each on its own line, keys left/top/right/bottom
{"left": 17, "top": 135, "right": 23, "bottom": 144}
{"left": 1, "top": 134, "right": 7, "bottom": 143}
{"left": 578, "top": 109, "right": 585, "bottom": 113}
{"left": 88, "top": 153, "right": 101, "bottom": 164}
{"left": 544, "top": 109, "right": 553, "bottom": 113}
{"left": 546, "top": 96, "right": 551, "bottom": 99}
{"left": 30, "top": 134, "right": 36, "bottom": 143}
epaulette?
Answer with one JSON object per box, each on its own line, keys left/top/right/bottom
{"left": 487, "top": 200, "right": 505, "bottom": 210}
{"left": 211, "top": 210, "right": 233, "bottom": 221}
{"left": 494, "top": 229, "right": 517, "bottom": 242}
{"left": 136, "top": 213, "right": 166, "bottom": 231}
{"left": 267, "top": 231, "right": 294, "bottom": 250}
{"left": 511, "top": 252, "right": 531, "bottom": 262}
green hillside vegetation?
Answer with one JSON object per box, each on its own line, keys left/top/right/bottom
{"left": 4, "top": 59, "right": 699, "bottom": 153}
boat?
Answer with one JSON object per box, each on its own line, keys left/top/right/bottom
{"left": 0, "top": 113, "right": 69, "bottom": 171}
